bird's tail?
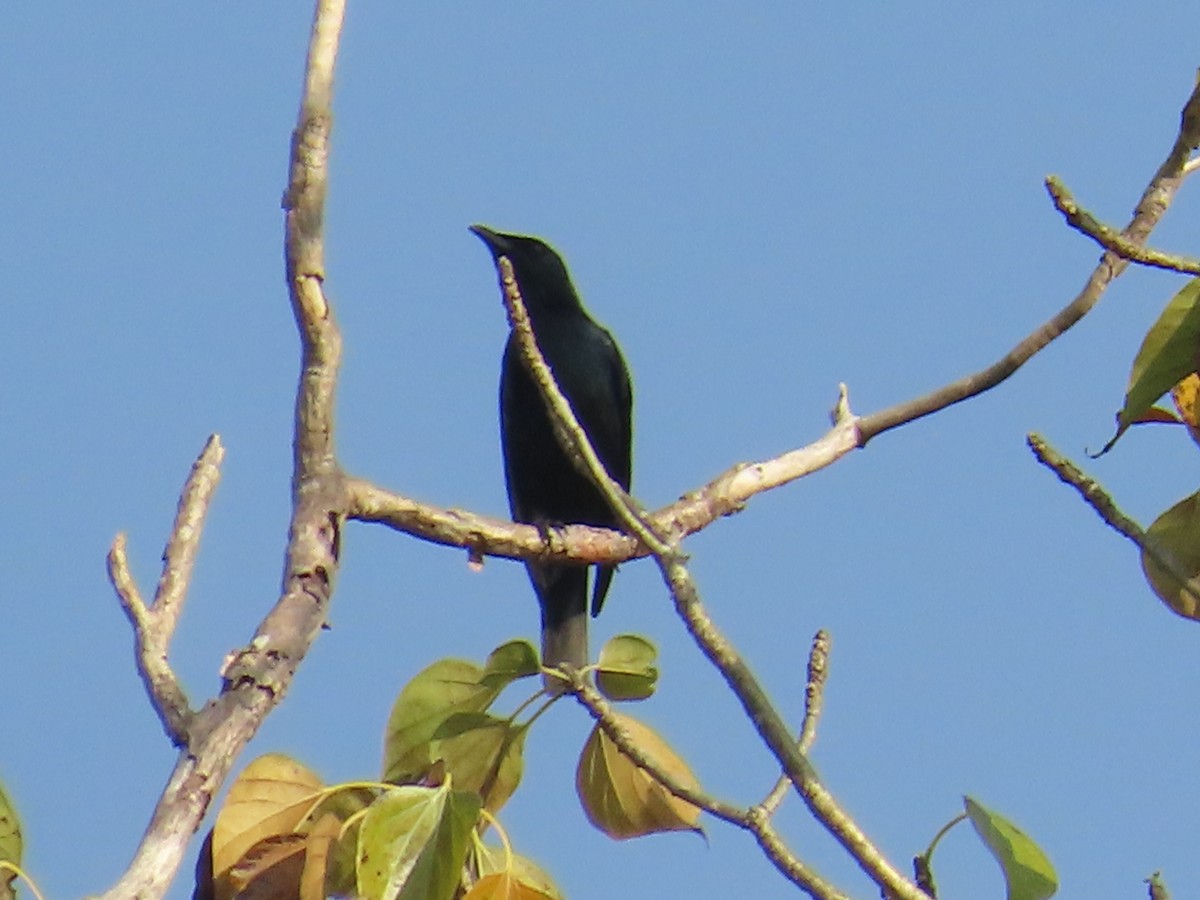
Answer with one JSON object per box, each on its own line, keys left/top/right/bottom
{"left": 592, "top": 564, "right": 616, "bottom": 616}
{"left": 532, "top": 563, "right": 588, "bottom": 695}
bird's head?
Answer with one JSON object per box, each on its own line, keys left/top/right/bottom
{"left": 470, "top": 224, "right": 579, "bottom": 315}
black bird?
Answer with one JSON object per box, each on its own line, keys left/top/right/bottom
{"left": 471, "top": 225, "right": 633, "bottom": 692}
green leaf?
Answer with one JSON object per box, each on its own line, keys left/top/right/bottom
{"left": 1140, "top": 491, "right": 1200, "bottom": 620}
{"left": 964, "top": 796, "right": 1057, "bottom": 900}
{"left": 383, "top": 659, "right": 504, "bottom": 784}
{"left": 398, "top": 789, "right": 481, "bottom": 900}
{"left": 1098, "top": 277, "right": 1200, "bottom": 456}
{"left": 482, "top": 639, "right": 540, "bottom": 688}
{"left": 596, "top": 634, "right": 659, "bottom": 701}
{"left": 357, "top": 783, "right": 481, "bottom": 900}
{"left": 430, "top": 713, "right": 528, "bottom": 814}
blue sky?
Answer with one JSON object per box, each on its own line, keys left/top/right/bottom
{"left": 5, "top": 2, "right": 1200, "bottom": 897}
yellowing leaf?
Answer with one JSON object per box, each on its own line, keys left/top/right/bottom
{"left": 213, "top": 754, "right": 324, "bottom": 888}
{"left": 576, "top": 713, "right": 703, "bottom": 840}
{"left": 596, "top": 635, "right": 659, "bottom": 701}
{"left": 964, "top": 797, "right": 1057, "bottom": 900}
{"left": 383, "top": 659, "right": 504, "bottom": 785}
{"left": 300, "top": 813, "right": 343, "bottom": 900}
{"left": 464, "top": 872, "right": 558, "bottom": 900}
{"left": 431, "top": 714, "right": 527, "bottom": 815}
{"left": 1171, "top": 373, "right": 1200, "bottom": 448}
{"left": 356, "top": 783, "right": 481, "bottom": 900}
{"left": 1099, "top": 278, "right": 1200, "bottom": 456}
{"left": 1141, "top": 491, "right": 1200, "bottom": 620}
{"left": 1171, "top": 373, "right": 1200, "bottom": 425}
{"left": 474, "top": 847, "right": 563, "bottom": 900}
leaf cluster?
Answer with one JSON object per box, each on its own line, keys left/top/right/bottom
{"left": 196, "top": 634, "right": 700, "bottom": 899}
{"left": 1097, "top": 278, "right": 1200, "bottom": 618}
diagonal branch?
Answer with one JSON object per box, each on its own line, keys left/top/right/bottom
{"left": 97, "top": 1, "right": 349, "bottom": 896}
{"left": 500, "top": 258, "right": 930, "bottom": 900}
{"left": 857, "top": 77, "right": 1200, "bottom": 444}
{"left": 1027, "top": 433, "right": 1200, "bottom": 612}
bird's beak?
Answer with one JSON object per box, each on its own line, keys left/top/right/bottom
{"left": 469, "top": 223, "right": 507, "bottom": 255}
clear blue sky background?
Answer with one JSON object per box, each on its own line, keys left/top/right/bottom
{"left": 4, "top": 3, "right": 1200, "bottom": 898}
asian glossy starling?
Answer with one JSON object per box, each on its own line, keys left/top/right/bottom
{"left": 471, "top": 225, "right": 633, "bottom": 692}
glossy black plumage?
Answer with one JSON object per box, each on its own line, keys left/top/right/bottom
{"left": 471, "top": 225, "right": 632, "bottom": 690}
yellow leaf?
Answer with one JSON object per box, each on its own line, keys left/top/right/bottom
{"left": 299, "top": 813, "right": 343, "bottom": 900}
{"left": 576, "top": 713, "right": 703, "bottom": 840}
{"left": 464, "top": 872, "right": 557, "bottom": 900}
{"left": 1171, "top": 373, "right": 1200, "bottom": 448}
{"left": 1171, "top": 373, "right": 1200, "bottom": 425}
{"left": 474, "top": 844, "right": 563, "bottom": 900}
{"left": 212, "top": 754, "right": 324, "bottom": 888}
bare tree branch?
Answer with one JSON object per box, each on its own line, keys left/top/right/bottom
{"left": 1046, "top": 176, "right": 1200, "bottom": 275}
{"left": 857, "top": 77, "right": 1200, "bottom": 443}
{"left": 344, "top": 408, "right": 861, "bottom": 564}
{"left": 761, "top": 629, "right": 831, "bottom": 815}
{"left": 1027, "top": 433, "right": 1200, "bottom": 611}
{"left": 98, "top": 2, "right": 348, "bottom": 895}
{"left": 498, "top": 257, "right": 931, "bottom": 899}
{"left": 105, "top": 434, "right": 225, "bottom": 747}
{"left": 347, "top": 82, "right": 1200, "bottom": 568}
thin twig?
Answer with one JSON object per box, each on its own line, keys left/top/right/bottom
{"left": 153, "top": 434, "right": 224, "bottom": 632}
{"left": 1046, "top": 177, "right": 1200, "bottom": 275}
{"left": 105, "top": 435, "right": 224, "bottom": 746}
{"left": 858, "top": 77, "right": 1200, "bottom": 444}
{"left": 761, "top": 630, "right": 831, "bottom": 815}
{"left": 1027, "top": 433, "right": 1200, "bottom": 613}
